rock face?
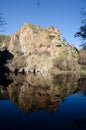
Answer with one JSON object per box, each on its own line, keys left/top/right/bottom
{"left": 2, "top": 23, "right": 80, "bottom": 74}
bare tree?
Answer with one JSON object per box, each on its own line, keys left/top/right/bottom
{"left": 0, "top": 10, "right": 6, "bottom": 32}
{"left": 35, "top": 0, "right": 40, "bottom": 8}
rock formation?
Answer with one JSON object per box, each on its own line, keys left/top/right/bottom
{"left": 2, "top": 23, "right": 80, "bottom": 75}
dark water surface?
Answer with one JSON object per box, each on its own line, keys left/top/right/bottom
{"left": 0, "top": 74, "right": 86, "bottom": 130}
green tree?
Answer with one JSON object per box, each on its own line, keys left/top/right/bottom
{"left": 75, "top": 9, "right": 86, "bottom": 49}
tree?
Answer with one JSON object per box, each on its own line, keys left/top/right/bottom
{"left": 75, "top": 9, "right": 86, "bottom": 49}
{"left": 0, "top": 10, "right": 6, "bottom": 32}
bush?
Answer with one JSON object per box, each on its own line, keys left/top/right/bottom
{"left": 29, "top": 24, "right": 37, "bottom": 33}
{"left": 0, "top": 35, "right": 10, "bottom": 48}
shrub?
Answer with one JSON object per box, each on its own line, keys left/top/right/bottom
{"left": 29, "top": 24, "right": 37, "bottom": 33}
{"left": 0, "top": 35, "right": 10, "bottom": 48}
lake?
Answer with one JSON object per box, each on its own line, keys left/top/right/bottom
{"left": 0, "top": 73, "right": 86, "bottom": 130}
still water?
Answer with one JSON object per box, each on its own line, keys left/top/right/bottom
{"left": 0, "top": 74, "right": 86, "bottom": 130}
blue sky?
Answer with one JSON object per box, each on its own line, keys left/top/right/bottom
{"left": 0, "top": 0, "right": 86, "bottom": 49}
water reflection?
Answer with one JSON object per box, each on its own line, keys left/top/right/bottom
{"left": 78, "top": 77, "right": 86, "bottom": 96}
{"left": 0, "top": 73, "right": 86, "bottom": 114}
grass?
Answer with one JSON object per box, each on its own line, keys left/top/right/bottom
{"left": 29, "top": 24, "right": 37, "bottom": 32}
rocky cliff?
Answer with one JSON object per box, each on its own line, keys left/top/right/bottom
{"left": 2, "top": 23, "right": 80, "bottom": 75}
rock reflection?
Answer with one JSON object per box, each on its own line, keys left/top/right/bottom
{"left": 0, "top": 73, "right": 86, "bottom": 114}
{"left": 78, "top": 76, "right": 86, "bottom": 96}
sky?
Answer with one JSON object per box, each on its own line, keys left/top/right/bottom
{"left": 0, "top": 0, "right": 86, "bottom": 49}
